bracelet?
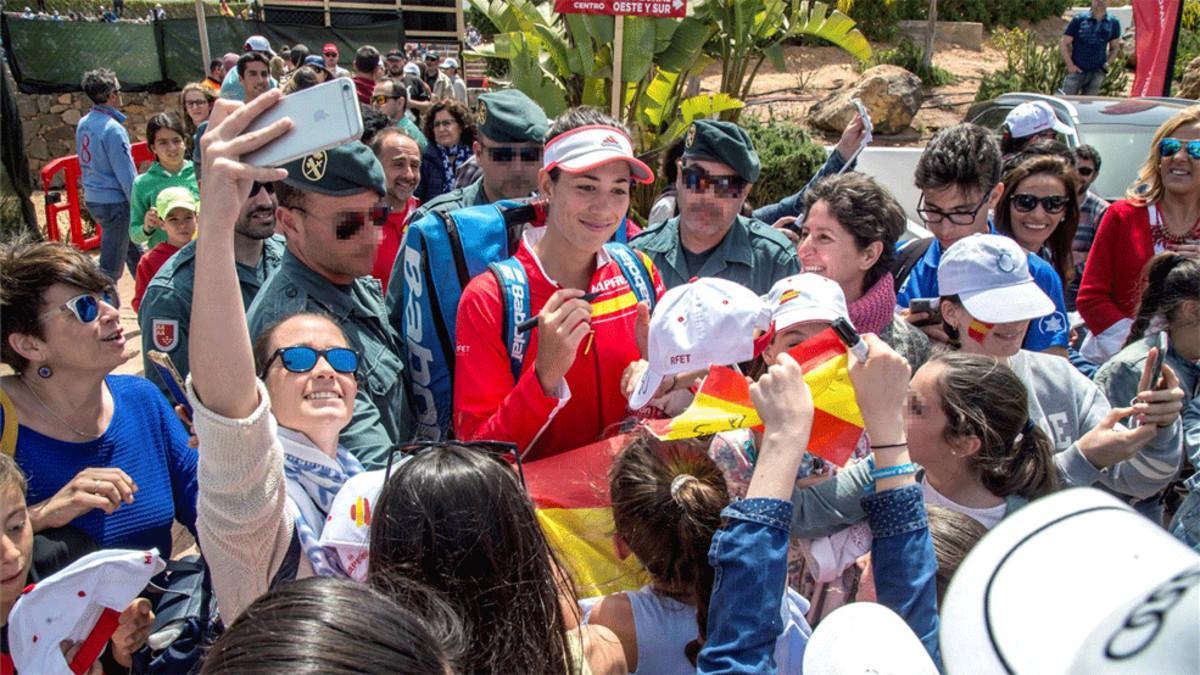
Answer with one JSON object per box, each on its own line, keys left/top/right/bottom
{"left": 870, "top": 441, "right": 908, "bottom": 450}
{"left": 871, "top": 463, "right": 918, "bottom": 481}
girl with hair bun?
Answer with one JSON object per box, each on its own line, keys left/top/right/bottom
{"left": 584, "top": 434, "right": 812, "bottom": 673}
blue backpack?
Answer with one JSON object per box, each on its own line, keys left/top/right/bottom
{"left": 391, "top": 200, "right": 636, "bottom": 440}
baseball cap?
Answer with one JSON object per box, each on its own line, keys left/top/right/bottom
{"left": 941, "top": 488, "right": 1199, "bottom": 674}
{"left": 9, "top": 549, "right": 166, "bottom": 675}
{"left": 936, "top": 234, "right": 1054, "bottom": 324}
{"left": 403, "top": 62, "right": 421, "bottom": 77}
{"left": 424, "top": 51, "right": 438, "bottom": 61}
{"left": 385, "top": 48, "right": 404, "bottom": 61}
{"left": 440, "top": 57, "right": 459, "bottom": 69}
{"left": 628, "top": 277, "right": 770, "bottom": 410}
{"left": 766, "top": 273, "right": 849, "bottom": 333}
{"left": 804, "top": 602, "right": 939, "bottom": 674}
{"left": 302, "top": 54, "right": 332, "bottom": 76}
{"left": 323, "top": 42, "right": 338, "bottom": 56}
{"left": 243, "top": 34, "right": 274, "bottom": 56}
{"left": 319, "top": 469, "right": 388, "bottom": 582}
{"left": 1004, "top": 101, "right": 1071, "bottom": 140}
{"left": 155, "top": 186, "right": 197, "bottom": 219}
{"left": 543, "top": 125, "right": 654, "bottom": 184}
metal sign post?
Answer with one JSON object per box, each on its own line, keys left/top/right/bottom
{"left": 195, "top": 0, "right": 211, "bottom": 73}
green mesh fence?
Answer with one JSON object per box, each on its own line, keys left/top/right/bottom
{"left": 2, "top": 14, "right": 405, "bottom": 93}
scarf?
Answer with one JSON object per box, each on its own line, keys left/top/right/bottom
{"left": 848, "top": 273, "right": 897, "bottom": 335}
{"left": 438, "top": 144, "right": 471, "bottom": 191}
{"left": 278, "top": 426, "right": 364, "bottom": 577}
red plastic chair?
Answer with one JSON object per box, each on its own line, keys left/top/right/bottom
{"left": 42, "top": 141, "right": 154, "bottom": 251}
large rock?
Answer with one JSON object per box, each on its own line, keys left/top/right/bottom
{"left": 1179, "top": 56, "right": 1200, "bottom": 101}
{"left": 809, "top": 65, "right": 924, "bottom": 136}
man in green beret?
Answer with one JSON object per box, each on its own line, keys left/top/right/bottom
{"left": 632, "top": 119, "right": 799, "bottom": 295}
{"left": 247, "top": 141, "right": 413, "bottom": 468}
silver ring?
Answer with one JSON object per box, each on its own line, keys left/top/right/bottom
{"left": 93, "top": 479, "right": 102, "bottom": 494}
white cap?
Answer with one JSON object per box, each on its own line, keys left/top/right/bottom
{"left": 318, "top": 469, "right": 388, "bottom": 582}
{"left": 803, "top": 602, "right": 939, "bottom": 674}
{"left": 936, "top": 234, "right": 1054, "bottom": 324}
{"left": 10, "top": 549, "right": 165, "bottom": 675}
{"left": 941, "top": 488, "right": 1200, "bottom": 675}
{"left": 766, "top": 273, "right": 849, "bottom": 332}
{"left": 440, "top": 57, "right": 459, "bottom": 69}
{"left": 543, "top": 125, "right": 654, "bottom": 184}
{"left": 1004, "top": 101, "right": 1071, "bottom": 140}
{"left": 628, "top": 277, "right": 770, "bottom": 410}
{"left": 403, "top": 62, "right": 421, "bottom": 76}
{"left": 243, "top": 34, "right": 274, "bottom": 56}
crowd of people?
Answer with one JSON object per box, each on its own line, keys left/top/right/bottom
{"left": 0, "top": 19, "right": 1197, "bottom": 674}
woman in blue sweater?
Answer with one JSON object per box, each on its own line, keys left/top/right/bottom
{"left": 0, "top": 240, "right": 197, "bottom": 558}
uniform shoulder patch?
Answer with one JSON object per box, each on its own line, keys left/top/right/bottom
{"left": 152, "top": 319, "right": 179, "bottom": 352}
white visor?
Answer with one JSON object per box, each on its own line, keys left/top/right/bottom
{"left": 543, "top": 125, "right": 654, "bottom": 184}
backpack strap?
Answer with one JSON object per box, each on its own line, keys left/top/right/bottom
{"left": 604, "top": 242, "right": 657, "bottom": 311}
{"left": 488, "top": 257, "right": 533, "bottom": 383}
{"left": 0, "top": 387, "right": 17, "bottom": 457}
{"left": 892, "top": 237, "right": 934, "bottom": 289}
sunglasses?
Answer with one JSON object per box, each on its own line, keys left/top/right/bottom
{"left": 261, "top": 346, "right": 360, "bottom": 377}
{"left": 682, "top": 165, "right": 747, "bottom": 198}
{"left": 249, "top": 181, "right": 275, "bottom": 197}
{"left": 371, "top": 95, "right": 402, "bottom": 105}
{"left": 1158, "top": 138, "right": 1200, "bottom": 160}
{"left": 916, "top": 188, "right": 993, "bottom": 226}
{"left": 40, "top": 289, "right": 118, "bottom": 323}
{"left": 1075, "top": 166, "right": 1095, "bottom": 177}
{"left": 1011, "top": 193, "right": 1069, "bottom": 214}
{"left": 485, "top": 145, "right": 542, "bottom": 163}
{"left": 383, "top": 440, "right": 526, "bottom": 490}
{"left": 291, "top": 203, "right": 391, "bottom": 238}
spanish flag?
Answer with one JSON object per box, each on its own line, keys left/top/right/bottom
{"left": 524, "top": 434, "right": 648, "bottom": 599}
{"left": 646, "top": 326, "right": 863, "bottom": 466}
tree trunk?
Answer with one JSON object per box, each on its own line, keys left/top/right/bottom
{"left": 922, "top": 0, "right": 938, "bottom": 72}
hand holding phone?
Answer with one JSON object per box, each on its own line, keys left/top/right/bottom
{"left": 147, "top": 350, "right": 193, "bottom": 420}
{"left": 242, "top": 78, "right": 364, "bottom": 167}
{"left": 908, "top": 298, "right": 942, "bottom": 327}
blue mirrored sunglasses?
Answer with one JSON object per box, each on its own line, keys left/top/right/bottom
{"left": 1158, "top": 138, "right": 1200, "bottom": 160}
{"left": 41, "top": 289, "right": 118, "bottom": 323}
{"left": 261, "top": 346, "right": 360, "bottom": 376}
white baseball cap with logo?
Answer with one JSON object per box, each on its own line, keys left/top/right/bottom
{"left": 941, "top": 488, "right": 1199, "bottom": 675}
{"left": 319, "top": 469, "right": 388, "bottom": 582}
{"left": 936, "top": 234, "right": 1054, "bottom": 324}
{"left": 1003, "top": 100, "right": 1071, "bottom": 140}
{"left": 766, "top": 273, "right": 850, "bottom": 332}
{"left": 628, "top": 277, "right": 770, "bottom": 410}
{"left": 543, "top": 125, "right": 655, "bottom": 184}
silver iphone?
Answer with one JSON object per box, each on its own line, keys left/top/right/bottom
{"left": 242, "top": 78, "right": 363, "bottom": 167}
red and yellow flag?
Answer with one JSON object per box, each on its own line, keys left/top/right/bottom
{"left": 646, "top": 326, "right": 863, "bottom": 466}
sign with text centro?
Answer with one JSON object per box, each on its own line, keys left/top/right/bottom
{"left": 554, "top": 0, "right": 686, "bottom": 18}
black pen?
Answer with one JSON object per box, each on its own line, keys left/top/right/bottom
{"left": 517, "top": 292, "right": 598, "bottom": 333}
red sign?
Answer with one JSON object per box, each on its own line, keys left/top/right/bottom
{"left": 1131, "top": 0, "right": 1184, "bottom": 96}
{"left": 553, "top": 0, "right": 686, "bottom": 18}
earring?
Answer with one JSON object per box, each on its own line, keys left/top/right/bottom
{"left": 37, "top": 365, "right": 53, "bottom": 379}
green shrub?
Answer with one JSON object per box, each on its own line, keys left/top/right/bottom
{"left": 837, "top": 0, "right": 901, "bottom": 42}
{"left": 975, "top": 27, "right": 1129, "bottom": 102}
{"left": 1173, "top": 0, "right": 1200, "bottom": 86}
{"left": 869, "top": 37, "right": 955, "bottom": 86}
{"left": 841, "top": 0, "right": 1071, "bottom": 30}
{"left": 744, "top": 118, "right": 827, "bottom": 209}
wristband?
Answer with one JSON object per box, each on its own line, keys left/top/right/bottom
{"left": 870, "top": 441, "right": 908, "bottom": 450}
{"left": 870, "top": 463, "right": 918, "bottom": 481}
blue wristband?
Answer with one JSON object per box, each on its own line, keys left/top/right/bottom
{"left": 870, "top": 463, "right": 918, "bottom": 481}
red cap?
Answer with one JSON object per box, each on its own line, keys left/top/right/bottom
{"left": 323, "top": 43, "right": 338, "bottom": 55}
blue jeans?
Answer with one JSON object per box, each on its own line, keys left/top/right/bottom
{"left": 88, "top": 200, "right": 142, "bottom": 281}
{"left": 1062, "top": 69, "right": 1105, "bottom": 95}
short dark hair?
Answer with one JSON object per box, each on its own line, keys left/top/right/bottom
{"left": 273, "top": 180, "right": 306, "bottom": 211}
{"left": 237, "top": 51, "right": 270, "bottom": 78}
{"left": 1002, "top": 138, "right": 1074, "bottom": 175}
{"left": 803, "top": 172, "right": 907, "bottom": 294}
{"left": 378, "top": 78, "right": 407, "bottom": 102}
{"left": 289, "top": 43, "right": 310, "bottom": 68}
{"left": 146, "top": 111, "right": 187, "bottom": 147}
{"left": 81, "top": 68, "right": 119, "bottom": 105}
{"left": 915, "top": 123, "right": 1001, "bottom": 198}
{"left": 354, "top": 45, "right": 381, "bottom": 74}
{"left": 360, "top": 106, "right": 392, "bottom": 146}
{"left": 208, "top": 59, "right": 223, "bottom": 73}
{"left": 1074, "top": 143, "right": 1102, "bottom": 172}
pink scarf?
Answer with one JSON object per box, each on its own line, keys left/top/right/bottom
{"left": 848, "top": 274, "right": 897, "bottom": 335}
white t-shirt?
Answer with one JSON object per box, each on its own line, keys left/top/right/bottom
{"left": 922, "top": 477, "right": 1007, "bottom": 529}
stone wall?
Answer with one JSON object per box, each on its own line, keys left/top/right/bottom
{"left": 18, "top": 90, "right": 180, "bottom": 176}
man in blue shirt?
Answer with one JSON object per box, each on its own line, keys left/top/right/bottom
{"left": 75, "top": 68, "right": 142, "bottom": 285}
{"left": 1060, "top": 0, "right": 1122, "bottom": 95}
{"left": 896, "top": 124, "right": 1069, "bottom": 355}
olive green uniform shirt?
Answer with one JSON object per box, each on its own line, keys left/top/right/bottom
{"left": 630, "top": 214, "right": 799, "bottom": 295}
{"left": 247, "top": 250, "right": 413, "bottom": 469}
{"left": 405, "top": 177, "right": 490, "bottom": 224}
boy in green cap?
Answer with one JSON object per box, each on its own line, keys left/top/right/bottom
{"left": 133, "top": 186, "right": 196, "bottom": 312}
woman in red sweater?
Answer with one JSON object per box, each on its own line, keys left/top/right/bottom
{"left": 1077, "top": 105, "right": 1200, "bottom": 362}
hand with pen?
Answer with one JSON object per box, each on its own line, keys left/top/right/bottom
{"left": 532, "top": 288, "right": 594, "bottom": 395}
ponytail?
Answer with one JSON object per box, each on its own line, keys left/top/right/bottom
{"left": 977, "top": 421, "right": 1058, "bottom": 500}
{"left": 1126, "top": 253, "right": 1200, "bottom": 347}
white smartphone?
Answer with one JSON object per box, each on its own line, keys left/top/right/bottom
{"left": 242, "top": 78, "right": 364, "bottom": 167}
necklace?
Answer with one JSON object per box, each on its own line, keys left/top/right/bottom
{"left": 19, "top": 377, "right": 99, "bottom": 440}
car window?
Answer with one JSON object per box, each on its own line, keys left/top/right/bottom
{"left": 1076, "top": 124, "right": 1158, "bottom": 202}
{"left": 971, "top": 106, "right": 1013, "bottom": 132}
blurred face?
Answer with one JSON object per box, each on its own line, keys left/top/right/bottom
{"left": 162, "top": 207, "right": 196, "bottom": 246}
{"left": 386, "top": 58, "right": 404, "bottom": 76}
{"left": 0, "top": 485, "right": 32, "bottom": 612}
{"left": 763, "top": 321, "right": 830, "bottom": 365}
{"left": 378, "top": 132, "right": 421, "bottom": 206}
{"left": 1091, "top": 0, "right": 1107, "bottom": 12}
{"left": 1158, "top": 122, "right": 1200, "bottom": 198}
{"left": 432, "top": 110, "right": 462, "bottom": 147}
{"left": 279, "top": 191, "right": 385, "bottom": 284}
{"left": 262, "top": 315, "right": 357, "bottom": 439}
{"left": 539, "top": 162, "right": 632, "bottom": 256}
{"left": 475, "top": 134, "right": 543, "bottom": 200}
{"left": 676, "top": 159, "right": 748, "bottom": 244}
{"left": 1074, "top": 157, "right": 1098, "bottom": 193}
{"left": 797, "top": 200, "right": 881, "bottom": 301}
{"left": 905, "top": 362, "right": 960, "bottom": 473}
{"left": 324, "top": 51, "right": 338, "bottom": 70}
{"left": 28, "top": 283, "right": 130, "bottom": 375}
{"left": 151, "top": 127, "right": 186, "bottom": 170}
{"left": 241, "top": 61, "right": 270, "bottom": 100}
{"left": 941, "top": 298, "right": 1028, "bottom": 358}
{"left": 108, "top": 77, "right": 123, "bottom": 108}
{"left": 918, "top": 184, "right": 1000, "bottom": 250}
{"left": 183, "top": 90, "right": 211, "bottom": 126}
{"left": 1007, "top": 173, "right": 1069, "bottom": 253}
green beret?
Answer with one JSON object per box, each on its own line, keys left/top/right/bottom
{"left": 282, "top": 142, "right": 386, "bottom": 197}
{"left": 474, "top": 89, "right": 549, "bottom": 144}
{"left": 682, "top": 120, "right": 760, "bottom": 183}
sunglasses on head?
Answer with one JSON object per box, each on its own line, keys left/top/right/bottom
{"left": 1158, "top": 138, "right": 1200, "bottom": 160}
{"left": 40, "top": 289, "right": 118, "bottom": 323}
{"left": 682, "top": 165, "right": 747, "bottom": 198}
{"left": 1011, "top": 193, "right": 1069, "bottom": 214}
{"left": 486, "top": 145, "right": 542, "bottom": 163}
{"left": 383, "top": 440, "right": 526, "bottom": 489}
{"left": 250, "top": 181, "right": 275, "bottom": 197}
{"left": 260, "top": 346, "right": 360, "bottom": 377}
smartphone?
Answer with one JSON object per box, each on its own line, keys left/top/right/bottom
{"left": 908, "top": 298, "right": 942, "bottom": 327}
{"left": 147, "top": 350, "right": 193, "bottom": 419}
{"left": 1148, "top": 331, "right": 1169, "bottom": 390}
{"left": 242, "top": 78, "right": 364, "bottom": 167}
